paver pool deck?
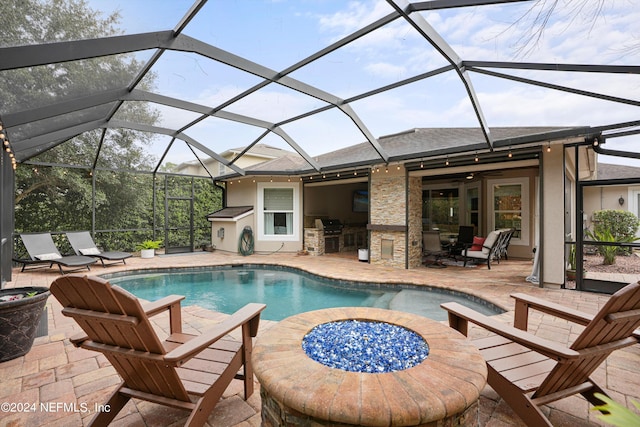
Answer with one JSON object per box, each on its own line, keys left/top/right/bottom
{"left": 1, "top": 250, "right": 639, "bottom": 426}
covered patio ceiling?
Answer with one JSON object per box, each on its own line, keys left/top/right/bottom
{"left": 1, "top": 0, "right": 639, "bottom": 178}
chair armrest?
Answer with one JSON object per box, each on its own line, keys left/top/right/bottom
{"left": 511, "top": 292, "right": 593, "bottom": 331}
{"left": 441, "top": 302, "right": 580, "bottom": 361}
{"left": 69, "top": 331, "right": 89, "bottom": 347}
{"left": 164, "top": 303, "right": 266, "bottom": 364}
{"left": 143, "top": 295, "right": 186, "bottom": 334}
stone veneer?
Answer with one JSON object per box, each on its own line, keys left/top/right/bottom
{"left": 252, "top": 307, "right": 487, "bottom": 427}
{"left": 369, "top": 167, "right": 423, "bottom": 269}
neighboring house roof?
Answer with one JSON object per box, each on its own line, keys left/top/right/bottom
{"left": 176, "top": 144, "right": 296, "bottom": 173}
{"left": 222, "top": 144, "right": 292, "bottom": 159}
{"left": 206, "top": 206, "right": 254, "bottom": 220}
{"left": 240, "top": 126, "right": 586, "bottom": 176}
{"left": 597, "top": 163, "right": 640, "bottom": 180}
{"left": 248, "top": 153, "right": 310, "bottom": 174}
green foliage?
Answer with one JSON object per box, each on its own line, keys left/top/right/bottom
{"left": 6, "top": 0, "right": 223, "bottom": 254}
{"left": 588, "top": 210, "right": 640, "bottom": 263}
{"left": 592, "top": 393, "right": 640, "bottom": 427}
{"left": 567, "top": 244, "right": 577, "bottom": 270}
{"left": 586, "top": 228, "right": 639, "bottom": 265}
{"left": 136, "top": 240, "right": 162, "bottom": 250}
{"left": 592, "top": 210, "right": 640, "bottom": 242}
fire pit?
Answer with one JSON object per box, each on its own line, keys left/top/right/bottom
{"left": 253, "top": 307, "right": 486, "bottom": 427}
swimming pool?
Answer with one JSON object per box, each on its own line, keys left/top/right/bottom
{"left": 106, "top": 265, "right": 503, "bottom": 321}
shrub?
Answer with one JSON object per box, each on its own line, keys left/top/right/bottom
{"left": 590, "top": 210, "right": 640, "bottom": 258}
{"left": 592, "top": 210, "right": 639, "bottom": 241}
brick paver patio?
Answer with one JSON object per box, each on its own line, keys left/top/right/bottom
{"left": 1, "top": 251, "right": 638, "bottom": 426}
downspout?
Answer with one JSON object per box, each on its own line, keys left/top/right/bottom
{"left": 214, "top": 180, "right": 227, "bottom": 208}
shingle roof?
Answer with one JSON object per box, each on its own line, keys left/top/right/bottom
{"left": 596, "top": 163, "right": 640, "bottom": 180}
{"left": 206, "top": 206, "right": 254, "bottom": 219}
{"left": 241, "top": 126, "right": 582, "bottom": 174}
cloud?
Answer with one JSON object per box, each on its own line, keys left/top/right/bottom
{"left": 364, "top": 62, "right": 407, "bottom": 79}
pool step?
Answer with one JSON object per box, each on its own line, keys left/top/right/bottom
{"left": 389, "top": 289, "right": 452, "bottom": 318}
{"left": 371, "top": 291, "right": 398, "bottom": 309}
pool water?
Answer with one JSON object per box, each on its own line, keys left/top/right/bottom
{"left": 108, "top": 266, "right": 502, "bottom": 321}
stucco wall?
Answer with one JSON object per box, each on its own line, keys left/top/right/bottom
{"left": 225, "top": 178, "right": 304, "bottom": 253}
{"left": 210, "top": 213, "right": 254, "bottom": 253}
{"left": 542, "top": 148, "right": 566, "bottom": 285}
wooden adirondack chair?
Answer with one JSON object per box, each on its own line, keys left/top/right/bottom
{"left": 441, "top": 281, "right": 640, "bottom": 427}
{"left": 50, "top": 274, "right": 266, "bottom": 427}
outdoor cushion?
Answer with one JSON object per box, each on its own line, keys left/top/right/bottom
{"left": 35, "top": 253, "right": 62, "bottom": 260}
{"left": 482, "top": 231, "right": 500, "bottom": 254}
{"left": 470, "top": 236, "right": 485, "bottom": 251}
{"left": 79, "top": 247, "right": 101, "bottom": 255}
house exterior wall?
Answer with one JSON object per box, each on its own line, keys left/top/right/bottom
{"left": 542, "top": 148, "right": 566, "bottom": 285}
{"left": 369, "top": 166, "right": 407, "bottom": 268}
{"left": 583, "top": 185, "right": 631, "bottom": 230}
{"left": 225, "top": 178, "right": 303, "bottom": 254}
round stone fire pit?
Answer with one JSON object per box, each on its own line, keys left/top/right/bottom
{"left": 252, "top": 307, "right": 487, "bottom": 427}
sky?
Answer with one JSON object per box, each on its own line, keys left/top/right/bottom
{"left": 85, "top": 0, "right": 640, "bottom": 168}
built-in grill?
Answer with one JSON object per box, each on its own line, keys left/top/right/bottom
{"left": 316, "top": 219, "right": 344, "bottom": 253}
{"left": 316, "top": 219, "right": 343, "bottom": 235}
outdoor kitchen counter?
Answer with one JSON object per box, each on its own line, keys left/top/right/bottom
{"left": 252, "top": 307, "right": 487, "bottom": 427}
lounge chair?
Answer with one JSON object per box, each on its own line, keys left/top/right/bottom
{"left": 441, "top": 282, "right": 640, "bottom": 427}
{"left": 422, "top": 230, "right": 447, "bottom": 267}
{"left": 18, "top": 233, "right": 97, "bottom": 274}
{"left": 50, "top": 274, "right": 266, "bottom": 427}
{"left": 462, "top": 229, "right": 502, "bottom": 269}
{"left": 66, "top": 231, "right": 131, "bottom": 267}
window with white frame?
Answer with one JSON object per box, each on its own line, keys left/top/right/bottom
{"left": 257, "top": 182, "right": 299, "bottom": 241}
{"left": 488, "top": 177, "right": 529, "bottom": 246}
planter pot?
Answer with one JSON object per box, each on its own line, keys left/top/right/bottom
{"left": 0, "top": 287, "right": 50, "bottom": 362}
{"left": 140, "top": 248, "right": 155, "bottom": 259}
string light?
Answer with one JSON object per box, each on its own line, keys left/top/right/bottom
{"left": 474, "top": 153, "right": 479, "bottom": 162}
{"left": 507, "top": 148, "right": 512, "bottom": 158}
{"left": 546, "top": 143, "right": 551, "bottom": 153}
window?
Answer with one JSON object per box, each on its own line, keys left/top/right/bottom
{"left": 257, "top": 183, "right": 300, "bottom": 241}
{"left": 422, "top": 186, "right": 459, "bottom": 234}
{"left": 488, "top": 177, "right": 529, "bottom": 245}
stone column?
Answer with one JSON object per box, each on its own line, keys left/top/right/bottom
{"left": 369, "top": 166, "right": 408, "bottom": 268}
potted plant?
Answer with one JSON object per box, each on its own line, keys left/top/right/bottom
{"left": 0, "top": 287, "right": 50, "bottom": 362}
{"left": 136, "top": 239, "right": 162, "bottom": 259}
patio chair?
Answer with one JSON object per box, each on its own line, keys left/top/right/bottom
{"left": 18, "top": 233, "right": 97, "bottom": 274}
{"left": 461, "top": 229, "right": 502, "bottom": 269}
{"left": 494, "top": 227, "right": 515, "bottom": 261}
{"left": 66, "top": 231, "right": 131, "bottom": 267}
{"left": 422, "top": 230, "right": 447, "bottom": 268}
{"left": 50, "top": 274, "right": 266, "bottom": 427}
{"left": 441, "top": 281, "right": 640, "bottom": 427}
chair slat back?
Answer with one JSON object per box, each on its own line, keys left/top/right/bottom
{"left": 51, "top": 275, "right": 190, "bottom": 401}
{"left": 534, "top": 282, "right": 640, "bottom": 398}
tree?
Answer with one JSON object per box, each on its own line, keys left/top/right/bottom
{"left": 1, "top": 0, "right": 161, "bottom": 249}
